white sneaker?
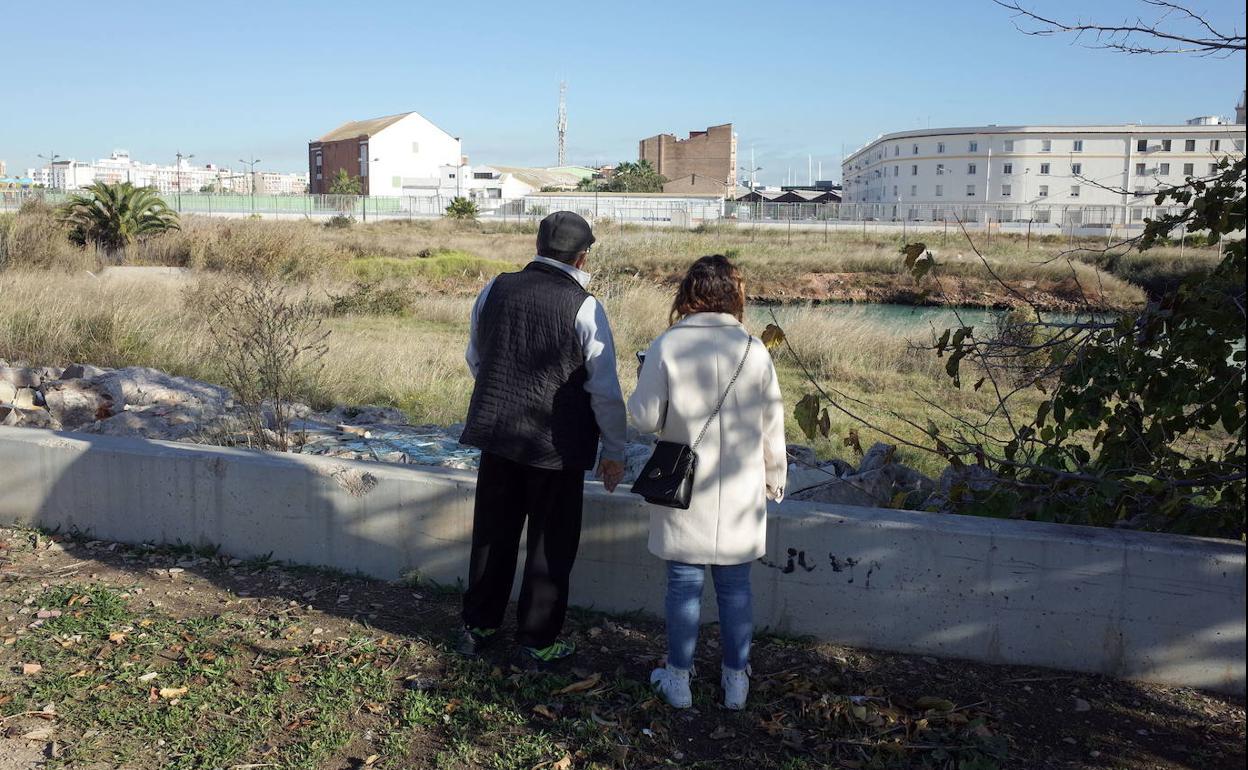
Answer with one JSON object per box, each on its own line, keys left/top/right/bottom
{"left": 721, "top": 667, "right": 750, "bottom": 710}
{"left": 650, "top": 665, "right": 692, "bottom": 709}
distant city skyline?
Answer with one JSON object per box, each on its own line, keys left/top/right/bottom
{"left": 1, "top": 0, "right": 1243, "bottom": 186}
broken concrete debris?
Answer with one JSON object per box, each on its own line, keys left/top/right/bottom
{"left": 2, "top": 360, "right": 950, "bottom": 508}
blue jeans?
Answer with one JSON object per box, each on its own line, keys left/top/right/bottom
{"left": 664, "top": 561, "right": 753, "bottom": 671}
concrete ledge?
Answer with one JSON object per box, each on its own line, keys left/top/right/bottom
{"left": 1, "top": 425, "right": 1243, "bottom": 694}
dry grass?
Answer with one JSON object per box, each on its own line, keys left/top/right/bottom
{"left": 3, "top": 211, "right": 1222, "bottom": 477}
{"left": 2, "top": 209, "right": 1220, "bottom": 310}
{"left": 0, "top": 270, "right": 1017, "bottom": 476}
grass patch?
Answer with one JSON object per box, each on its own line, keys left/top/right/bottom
{"left": 345, "top": 251, "right": 513, "bottom": 282}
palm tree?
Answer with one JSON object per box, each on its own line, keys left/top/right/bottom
{"left": 58, "top": 181, "right": 180, "bottom": 265}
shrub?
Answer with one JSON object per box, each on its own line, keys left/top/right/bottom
{"left": 325, "top": 215, "right": 355, "bottom": 229}
{"left": 327, "top": 281, "right": 411, "bottom": 316}
{"left": 201, "top": 278, "right": 329, "bottom": 450}
{"left": 445, "top": 197, "right": 479, "bottom": 221}
{"left": 0, "top": 202, "right": 92, "bottom": 271}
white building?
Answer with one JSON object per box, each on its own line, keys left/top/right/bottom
{"left": 842, "top": 119, "right": 1245, "bottom": 221}
{"left": 308, "top": 111, "right": 462, "bottom": 197}
{"left": 26, "top": 150, "right": 307, "bottom": 195}
{"left": 253, "top": 170, "right": 309, "bottom": 195}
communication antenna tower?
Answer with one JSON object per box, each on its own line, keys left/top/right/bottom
{"left": 557, "top": 81, "right": 567, "bottom": 167}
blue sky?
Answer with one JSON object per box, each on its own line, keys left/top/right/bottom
{"left": 1, "top": 0, "right": 1243, "bottom": 185}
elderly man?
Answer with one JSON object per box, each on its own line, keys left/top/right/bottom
{"left": 458, "top": 211, "right": 627, "bottom": 663}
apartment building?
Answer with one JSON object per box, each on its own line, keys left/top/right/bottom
{"left": 25, "top": 151, "right": 306, "bottom": 194}
{"left": 308, "top": 111, "right": 461, "bottom": 196}
{"left": 842, "top": 113, "right": 1244, "bottom": 219}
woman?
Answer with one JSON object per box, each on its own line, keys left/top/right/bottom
{"left": 627, "top": 254, "right": 787, "bottom": 710}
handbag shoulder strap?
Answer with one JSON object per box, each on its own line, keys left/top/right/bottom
{"left": 692, "top": 332, "right": 753, "bottom": 450}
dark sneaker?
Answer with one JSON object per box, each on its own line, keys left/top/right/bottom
{"left": 522, "top": 639, "right": 576, "bottom": 664}
{"left": 457, "top": 626, "right": 498, "bottom": 656}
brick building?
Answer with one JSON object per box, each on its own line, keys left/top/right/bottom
{"left": 638, "top": 123, "right": 736, "bottom": 196}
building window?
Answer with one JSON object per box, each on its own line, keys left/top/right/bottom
{"left": 937, "top": 142, "right": 945, "bottom": 153}
{"left": 1137, "top": 139, "right": 1148, "bottom": 152}
{"left": 1038, "top": 185, "right": 1049, "bottom": 197}
{"left": 1135, "top": 186, "right": 1146, "bottom": 196}
{"left": 1070, "top": 185, "right": 1081, "bottom": 197}
{"left": 1001, "top": 184, "right": 1012, "bottom": 197}
{"left": 1131, "top": 208, "right": 1145, "bottom": 222}
{"left": 1071, "top": 163, "right": 1082, "bottom": 175}
{"left": 893, "top": 186, "right": 898, "bottom": 196}
{"left": 935, "top": 184, "right": 943, "bottom": 197}
{"left": 1161, "top": 139, "right": 1172, "bottom": 151}
{"left": 1073, "top": 139, "right": 1084, "bottom": 152}
{"left": 1183, "top": 163, "right": 1194, "bottom": 176}
{"left": 966, "top": 184, "right": 976, "bottom": 197}
{"left": 913, "top": 144, "right": 919, "bottom": 154}
{"left": 1209, "top": 163, "right": 1219, "bottom": 174}
{"left": 1003, "top": 163, "right": 1013, "bottom": 174}
{"left": 358, "top": 142, "right": 368, "bottom": 177}
{"left": 1235, "top": 139, "right": 1245, "bottom": 151}
{"left": 936, "top": 163, "right": 945, "bottom": 175}
{"left": 911, "top": 165, "right": 918, "bottom": 175}
{"left": 967, "top": 163, "right": 977, "bottom": 175}
{"left": 894, "top": 146, "right": 900, "bottom": 156}
{"left": 1210, "top": 139, "right": 1220, "bottom": 151}
{"left": 969, "top": 141, "right": 978, "bottom": 152}
{"left": 1159, "top": 163, "right": 1170, "bottom": 174}
{"left": 894, "top": 165, "right": 899, "bottom": 177}
{"left": 1135, "top": 162, "right": 1146, "bottom": 175}
{"left": 1184, "top": 139, "right": 1196, "bottom": 152}
{"left": 1041, "top": 139, "right": 1052, "bottom": 152}
{"left": 1039, "top": 163, "right": 1050, "bottom": 175}
{"left": 910, "top": 185, "right": 917, "bottom": 196}
{"left": 1003, "top": 139, "right": 1014, "bottom": 152}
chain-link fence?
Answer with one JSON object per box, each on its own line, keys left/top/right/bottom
{"left": 0, "top": 188, "right": 1195, "bottom": 235}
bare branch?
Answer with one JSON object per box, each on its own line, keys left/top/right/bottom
{"left": 993, "top": 0, "right": 1246, "bottom": 55}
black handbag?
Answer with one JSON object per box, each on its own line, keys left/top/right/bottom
{"left": 631, "top": 335, "right": 753, "bottom": 509}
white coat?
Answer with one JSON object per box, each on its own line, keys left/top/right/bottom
{"left": 627, "top": 312, "right": 787, "bottom": 565}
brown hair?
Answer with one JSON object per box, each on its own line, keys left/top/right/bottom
{"left": 670, "top": 254, "right": 745, "bottom": 325}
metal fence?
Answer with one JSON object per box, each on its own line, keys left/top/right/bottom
{"left": 723, "top": 200, "right": 1189, "bottom": 228}
{"left": 0, "top": 187, "right": 1191, "bottom": 234}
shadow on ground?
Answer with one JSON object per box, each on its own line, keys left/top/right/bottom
{"left": 1, "top": 527, "right": 1243, "bottom": 770}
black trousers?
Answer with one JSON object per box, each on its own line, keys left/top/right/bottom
{"left": 462, "top": 451, "right": 585, "bottom": 648}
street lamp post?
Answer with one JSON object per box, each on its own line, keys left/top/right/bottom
{"left": 738, "top": 164, "right": 762, "bottom": 221}
{"left": 175, "top": 151, "right": 194, "bottom": 211}
{"left": 239, "top": 156, "right": 261, "bottom": 215}
{"left": 38, "top": 152, "right": 60, "bottom": 193}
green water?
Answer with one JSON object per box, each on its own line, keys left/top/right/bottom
{"left": 750, "top": 302, "right": 1093, "bottom": 336}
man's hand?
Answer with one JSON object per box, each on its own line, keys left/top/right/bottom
{"left": 597, "top": 459, "right": 625, "bottom": 493}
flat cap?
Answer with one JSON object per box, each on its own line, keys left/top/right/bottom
{"left": 537, "top": 211, "right": 595, "bottom": 260}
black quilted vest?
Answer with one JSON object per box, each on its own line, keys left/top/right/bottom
{"left": 460, "top": 261, "right": 600, "bottom": 470}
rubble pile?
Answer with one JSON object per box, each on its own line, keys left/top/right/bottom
{"left": 4, "top": 360, "right": 954, "bottom": 506}
{"left": 0, "top": 361, "right": 657, "bottom": 483}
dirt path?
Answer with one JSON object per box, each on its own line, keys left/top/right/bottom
{"left": 1, "top": 526, "right": 1242, "bottom": 770}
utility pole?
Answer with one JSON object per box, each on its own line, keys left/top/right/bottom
{"left": 239, "top": 156, "right": 261, "bottom": 214}
{"left": 38, "top": 151, "right": 60, "bottom": 192}
{"left": 175, "top": 151, "right": 193, "bottom": 211}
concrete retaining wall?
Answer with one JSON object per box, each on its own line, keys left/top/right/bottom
{"left": 1, "top": 425, "right": 1242, "bottom": 694}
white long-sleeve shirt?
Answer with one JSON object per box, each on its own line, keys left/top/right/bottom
{"left": 465, "top": 256, "right": 628, "bottom": 462}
